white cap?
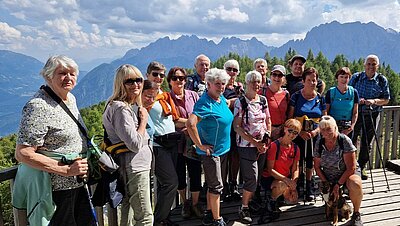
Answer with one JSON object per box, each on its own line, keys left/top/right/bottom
{"left": 271, "top": 65, "right": 286, "bottom": 75}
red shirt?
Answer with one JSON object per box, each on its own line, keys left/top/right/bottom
{"left": 263, "top": 141, "right": 300, "bottom": 178}
{"left": 265, "top": 88, "right": 289, "bottom": 126}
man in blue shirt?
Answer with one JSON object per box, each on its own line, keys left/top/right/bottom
{"left": 186, "top": 54, "right": 210, "bottom": 96}
{"left": 349, "top": 54, "right": 390, "bottom": 180}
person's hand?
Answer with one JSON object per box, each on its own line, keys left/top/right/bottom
{"left": 138, "top": 106, "right": 149, "bottom": 123}
{"left": 198, "top": 144, "right": 214, "bottom": 156}
{"left": 66, "top": 158, "right": 88, "bottom": 177}
{"left": 342, "top": 127, "right": 353, "bottom": 135}
{"left": 254, "top": 140, "right": 267, "bottom": 153}
{"left": 299, "top": 131, "right": 311, "bottom": 140}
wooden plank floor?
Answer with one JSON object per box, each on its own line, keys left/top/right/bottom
{"left": 169, "top": 168, "right": 400, "bottom": 225}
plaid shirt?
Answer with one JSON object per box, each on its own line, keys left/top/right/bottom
{"left": 349, "top": 71, "right": 390, "bottom": 112}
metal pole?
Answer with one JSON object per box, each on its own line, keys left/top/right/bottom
{"left": 367, "top": 106, "right": 390, "bottom": 191}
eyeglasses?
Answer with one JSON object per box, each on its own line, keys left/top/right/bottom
{"left": 171, "top": 76, "right": 187, "bottom": 81}
{"left": 226, "top": 67, "right": 239, "bottom": 73}
{"left": 271, "top": 72, "right": 284, "bottom": 78}
{"left": 287, "top": 129, "right": 299, "bottom": 136}
{"left": 124, "top": 77, "right": 143, "bottom": 85}
{"left": 151, "top": 72, "right": 165, "bottom": 78}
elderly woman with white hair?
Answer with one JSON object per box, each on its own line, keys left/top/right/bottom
{"left": 313, "top": 115, "right": 363, "bottom": 226}
{"left": 13, "top": 55, "right": 95, "bottom": 226}
{"left": 222, "top": 59, "right": 244, "bottom": 202}
{"left": 187, "top": 68, "right": 234, "bottom": 226}
{"left": 233, "top": 70, "right": 271, "bottom": 224}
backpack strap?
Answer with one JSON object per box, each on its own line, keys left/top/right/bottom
{"left": 239, "top": 96, "right": 249, "bottom": 124}
{"left": 318, "top": 134, "right": 345, "bottom": 158}
{"left": 275, "top": 140, "right": 298, "bottom": 160}
{"left": 274, "top": 140, "right": 281, "bottom": 160}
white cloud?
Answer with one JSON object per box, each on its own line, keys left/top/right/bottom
{"left": 0, "top": 22, "right": 21, "bottom": 42}
{"left": 203, "top": 5, "right": 249, "bottom": 23}
{"left": 1, "top": 0, "right": 400, "bottom": 65}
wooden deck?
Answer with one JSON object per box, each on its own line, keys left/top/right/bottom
{"left": 169, "top": 167, "right": 400, "bottom": 226}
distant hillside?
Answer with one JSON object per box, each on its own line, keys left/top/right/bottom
{"left": 2, "top": 21, "right": 400, "bottom": 136}
{"left": 73, "top": 35, "right": 274, "bottom": 107}
{"left": 270, "top": 21, "right": 400, "bottom": 70}
{"left": 0, "top": 50, "right": 44, "bottom": 136}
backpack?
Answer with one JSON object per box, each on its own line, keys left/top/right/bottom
{"left": 273, "top": 139, "right": 298, "bottom": 160}
{"left": 239, "top": 95, "right": 268, "bottom": 124}
{"left": 318, "top": 133, "right": 346, "bottom": 157}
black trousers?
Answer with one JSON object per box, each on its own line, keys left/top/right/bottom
{"left": 49, "top": 186, "right": 95, "bottom": 226}
{"left": 351, "top": 111, "right": 379, "bottom": 169}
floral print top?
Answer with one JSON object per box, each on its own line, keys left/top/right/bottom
{"left": 234, "top": 95, "right": 270, "bottom": 147}
{"left": 17, "top": 89, "right": 87, "bottom": 191}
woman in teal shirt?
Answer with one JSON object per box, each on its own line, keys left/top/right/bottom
{"left": 187, "top": 68, "right": 234, "bottom": 226}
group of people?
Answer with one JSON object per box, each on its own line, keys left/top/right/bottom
{"left": 12, "top": 52, "right": 389, "bottom": 226}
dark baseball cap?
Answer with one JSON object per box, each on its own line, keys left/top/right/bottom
{"left": 289, "top": 55, "right": 306, "bottom": 64}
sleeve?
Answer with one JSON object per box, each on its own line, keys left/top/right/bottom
{"left": 342, "top": 134, "right": 357, "bottom": 153}
{"left": 353, "top": 89, "right": 360, "bottom": 103}
{"left": 192, "top": 99, "right": 208, "bottom": 119}
{"left": 380, "top": 76, "right": 390, "bottom": 99}
{"left": 325, "top": 89, "right": 332, "bottom": 104}
{"left": 267, "top": 142, "right": 278, "bottom": 161}
{"left": 17, "top": 100, "right": 48, "bottom": 146}
{"left": 111, "top": 105, "right": 144, "bottom": 153}
{"left": 233, "top": 98, "right": 242, "bottom": 118}
{"left": 289, "top": 92, "right": 298, "bottom": 107}
{"left": 348, "top": 72, "right": 358, "bottom": 86}
{"left": 313, "top": 137, "right": 322, "bottom": 158}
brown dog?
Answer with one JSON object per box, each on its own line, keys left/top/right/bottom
{"left": 320, "top": 181, "right": 352, "bottom": 226}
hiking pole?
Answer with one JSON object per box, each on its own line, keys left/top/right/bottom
{"left": 303, "top": 138, "right": 308, "bottom": 204}
{"left": 360, "top": 110, "right": 375, "bottom": 193}
{"left": 367, "top": 105, "right": 390, "bottom": 191}
{"left": 310, "top": 135, "right": 317, "bottom": 203}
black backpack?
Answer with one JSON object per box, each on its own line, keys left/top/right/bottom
{"left": 239, "top": 95, "right": 268, "bottom": 124}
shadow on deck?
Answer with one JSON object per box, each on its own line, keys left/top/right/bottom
{"left": 169, "top": 168, "right": 400, "bottom": 226}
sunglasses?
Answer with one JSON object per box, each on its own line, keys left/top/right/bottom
{"left": 151, "top": 72, "right": 165, "bottom": 78}
{"left": 271, "top": 72, "right": 284, "bottom": 78}
{"left": 226, "top": 67, "right": 239, "bottom": 73}
{"left": 171, "top": 76, "right": 187, "bottom": 82}
{"left": 287, "top": 129, "right": 299, "bottom": 136}
{"left": 124, "top": 77, "right": 143, "bottom": 85}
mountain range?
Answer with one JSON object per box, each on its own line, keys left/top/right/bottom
{"left": 1, "top": 21, "right": 399, "bottom": 136}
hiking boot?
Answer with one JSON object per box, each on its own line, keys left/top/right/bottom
{"left": 351, "top": 212, "right": 363, "bottom": 226}
{"left": 212, "top": 217, "right": 227, "bottom": 226}
{"left": 181, "top": 200, "right": 191, "bottom": 219}
{"left": 248, "top": 199, "right": 262, "bottom": 214}
{"left": 305, "top": 180, "right": 315, "bottom": 202}
{"left": 239, "top": 207, "right": 252, "bottom": 224}
{"left": 266, "top": 199, "right": 280, "bottom": 219}
{"left": 191, "top": 203, "right": 203, "bottom": 218}
{"left": 361, "top": 168, "right": 368, "bottom": 180}
{"left": 202, "top": 210, "right": 213, "bottom": 226}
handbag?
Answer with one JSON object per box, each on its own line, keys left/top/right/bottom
{"left": 41, "top": 86, "right": 119, "bottom": 181}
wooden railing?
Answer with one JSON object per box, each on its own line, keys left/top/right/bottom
{"left": 1, "top": 106, "right": 399, "bottom": 226}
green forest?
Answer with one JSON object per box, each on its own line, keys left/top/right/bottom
{"left": 0, "top": 50, "right": 399, "bottom": 225}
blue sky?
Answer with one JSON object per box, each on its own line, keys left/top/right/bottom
{"left": 1, "top": 0, "right": 400, "bottom": 69}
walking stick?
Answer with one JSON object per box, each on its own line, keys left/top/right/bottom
{"left": 360, "top": 110, "right": 375, "bottom": 192}
{"left": 367, "top": 105, "right": 390, "bottom": 191}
